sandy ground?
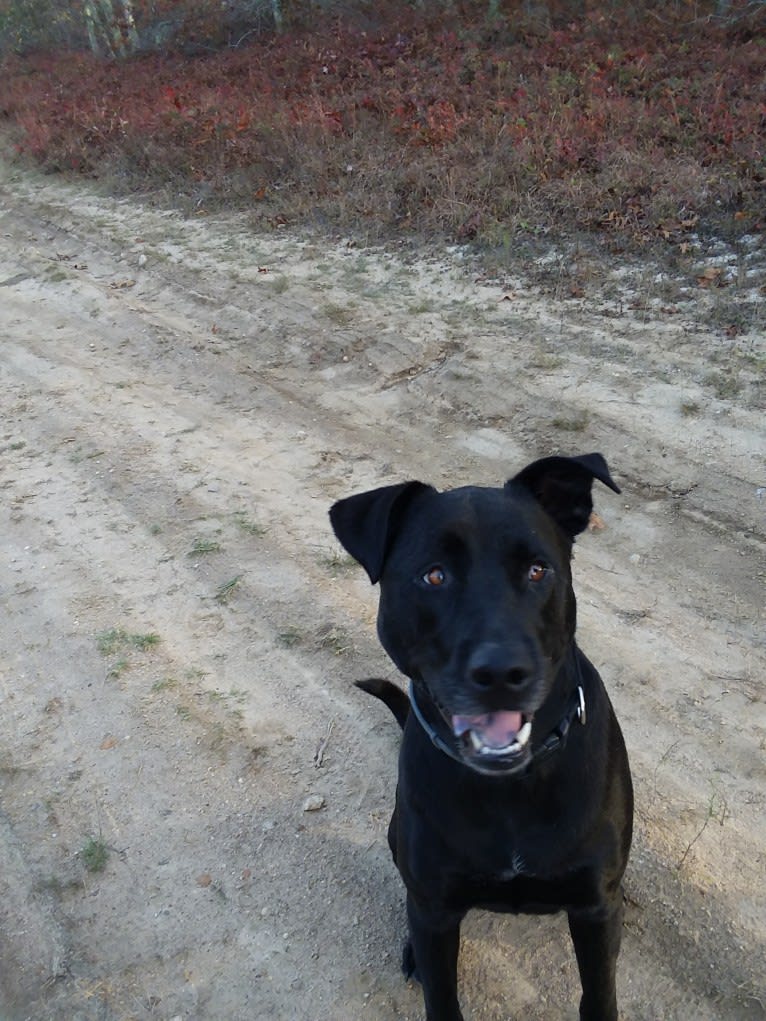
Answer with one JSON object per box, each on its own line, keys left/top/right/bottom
{"left": 0, "top": 156, "right": 764, "bottom": 1021}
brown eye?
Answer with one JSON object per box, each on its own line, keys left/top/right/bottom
{"left": 423, "top": 566, "right": 447, "bottom": 587}
{"left": 528, "top": 563, "right": 547, "bottom": 583}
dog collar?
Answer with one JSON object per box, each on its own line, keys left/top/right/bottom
{"left": 407, "top": 678, "right": 586, "bottom": 773}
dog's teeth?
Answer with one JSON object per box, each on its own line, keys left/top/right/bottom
{"left": 517, "top": 721, "right": 532, "bottom": 747}
{"left": 468, "top": 719, "right": 532, "bottom": 757}
{"left": 483, "top": 744, "right": 515, "bottom": 756}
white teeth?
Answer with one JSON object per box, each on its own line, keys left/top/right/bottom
{"left": 469, "top": 719, "right": 532, "bottom": 757}
{"left": 480, "top": 742, "right": 518, "bottom": 757}
{"left": 470, "top": 730, "right": 484, "bottom": 752}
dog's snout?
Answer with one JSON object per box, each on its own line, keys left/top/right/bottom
{"left": 467, "top": 644, "right": 534, "bottom": 692}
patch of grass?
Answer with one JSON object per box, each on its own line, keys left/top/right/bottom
{"left": 95, "top": 630, "right": 120, "bottom": 654}
{"left": 232, "top": 511, "right": 266, "bottom": 536}
{"left": 204, "top": 688, "right": 248, "bottom": 714}
{"left": 151, "top": 676, "right": 178, "bottom": 693}
{"left": 551, "top": 411, "right": 590, "bottom": 432}
{"left": 680, "top": 400, "right": 701, "bottom": 417}
{"left": 316, "top": 624, "right": 352, "bottom": 656}
{"left": 214, "top": 574, "right": 243, "bottom": 603}
{"left": 105, "top": 658, "right": 129, "bottom": 679}
{"left": 528, "top": 351, "right": 564, "bottom": 371}
{"left": 705, "top": 371, "right": 742, "bottom": 400}
{"left": 320, "top": 549, "right": 358, "bottom": 574}
{"left": 407, "top": 299, "right": 436, "bottom": 315}
{"left": 130, "top": 632, "right": 161, "bottom": 651}
{"left": 322, "top": 301, "right": 356, "bottom": 326}
{"left": 96, "top": 628, "right": 160, "bottom": 655}
{"left": 188, "top": 537, "right": 222, "bottom": 557}
{"left": 276, "top": 627, "right": 303, "bottom": 648}
{"left": 81, "top": 837, "right": 109, "bottom": 873}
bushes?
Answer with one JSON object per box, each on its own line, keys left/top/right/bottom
{"left": 1, "top": 3, "right": 763, "bottom": 246}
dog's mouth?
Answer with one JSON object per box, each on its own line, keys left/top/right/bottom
{"left": 451, "top": 710, "right": 533, "bottom": 773}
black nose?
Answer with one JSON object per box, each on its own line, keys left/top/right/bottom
{"left": 468, "top": 643, "right": 534, "bottom": 692}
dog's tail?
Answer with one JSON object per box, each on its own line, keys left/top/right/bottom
{"left": 355, "top": 678, "right": 410, "bottom": 730}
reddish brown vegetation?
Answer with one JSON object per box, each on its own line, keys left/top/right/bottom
{"left": 1, "top": 3, "right": 764, "bottom": 248}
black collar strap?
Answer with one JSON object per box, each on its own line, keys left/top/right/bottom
{"left": 407, "top": 679, "right": 586, "bottom": 772}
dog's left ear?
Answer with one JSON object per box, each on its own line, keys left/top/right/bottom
{"left": 329, "top": 481, "right": 434, "bottom": 584}
{"left": 507, "top": 452, "right": 620, "bottom": 540}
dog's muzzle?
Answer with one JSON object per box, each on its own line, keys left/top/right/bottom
{"left": 409, "top": 680, "right": 586, "bottom": 777}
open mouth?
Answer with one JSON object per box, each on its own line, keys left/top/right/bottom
{"left": 451, "top": 710, "right": 533, "bottom": 766}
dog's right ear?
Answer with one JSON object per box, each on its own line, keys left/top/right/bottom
{"left": 329, "top": 482, "right": 433, "bottom": 584}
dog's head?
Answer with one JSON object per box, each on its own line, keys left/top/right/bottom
{"left": 330, "top": 453, "right": 619, "bottom": 775}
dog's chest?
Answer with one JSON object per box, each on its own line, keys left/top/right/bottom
{"left": 498, "top": 851, "right": 531, "bottom": 879}
{"left": 458, "top": 817, "right": 570, "bottom": 887}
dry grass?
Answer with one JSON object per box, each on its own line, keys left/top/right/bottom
{"left": 1, "top": 2, "right": 763, "bottom": 259}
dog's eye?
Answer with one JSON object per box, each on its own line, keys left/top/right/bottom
{"left": 423, "top": 566, "right": 447, "bottom": 587}
{"left": 528, "top": 563, "right": 547, "bottom": 583}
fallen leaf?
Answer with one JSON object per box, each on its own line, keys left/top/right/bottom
{"left": 100, "top": 735, "right": 118, "bottom": 750}
{"left": 697, "top": 266, "right": 726, "bottom": 288}
{"left": 588, "top": 512, "right": 606, "bottom": 532}
{"left": 196, "top": 873, "right": 212, "bottom": 887}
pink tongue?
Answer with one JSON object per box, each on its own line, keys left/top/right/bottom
{"left": 452, "top": 710, "right": 523, "bottom": 749}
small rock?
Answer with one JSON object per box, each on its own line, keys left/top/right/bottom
{"left": 302, "top": 794, "right": 326, "bottom": 812}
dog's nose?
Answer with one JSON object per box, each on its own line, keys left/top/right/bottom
{"left": 467, "top": 644, "right": 534, "bottom": 692}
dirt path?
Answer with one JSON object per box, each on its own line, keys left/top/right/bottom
{"left": 0, "top": 157, "right": 764, "bottom": 1021}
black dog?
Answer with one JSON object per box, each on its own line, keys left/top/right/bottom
{"left": 330, "top": 453, "right": 633, "bottom": 1021}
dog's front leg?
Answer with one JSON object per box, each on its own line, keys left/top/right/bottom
{"left": 406, "top": 894, "right": 465, "bottom": 1021}
{"left": 567, "top": 901, "right": 624, "bottom": 1021}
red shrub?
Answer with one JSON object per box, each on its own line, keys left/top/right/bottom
{"left": 1, "top": 3, "right": 763, "bottom": 242}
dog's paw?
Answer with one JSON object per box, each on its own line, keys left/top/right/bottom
{"left": 401, "top": 939, "right": 420, "bottom": 983}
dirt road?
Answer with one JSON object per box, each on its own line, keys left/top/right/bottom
{"left": 0, "top": 157, "right": 764, "bottom": 1021}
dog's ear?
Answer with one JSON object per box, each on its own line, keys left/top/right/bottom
{"left": 329, "top": 482, "right": 434, "bottom": 584}
{"left": 507, "top": 453, "right": 620, "bottom": 540}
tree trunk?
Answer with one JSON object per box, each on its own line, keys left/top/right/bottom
{"left": 82, "top": 0, "right": 139, "bottom": 59}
